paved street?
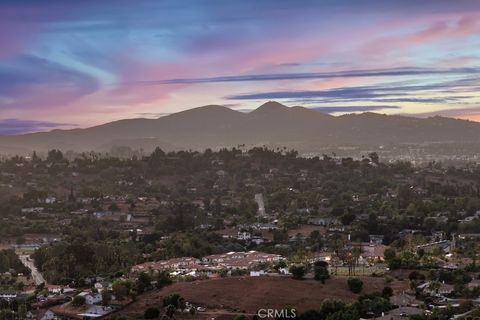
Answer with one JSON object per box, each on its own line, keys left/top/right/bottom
{"left": 18, "top": 254, "right": 46, "bottom": 286}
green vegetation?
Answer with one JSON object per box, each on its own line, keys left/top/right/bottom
{"left": 32, "top": 241, "right": 140, "bottom": 284}
{"left": 144, "top": 307, "right": 160, "bottom": 319}
{"left": 313, "top": 261, "right": 330, "bottom": 283}
{"left": 0, "top": 147, "right": 480, "bottom": 318}
{"left": 289, "top": 264, "right": 306, "bottom": 280}
{"left": 0, "top": 250, "right": 29, "bottom": 275}
{"left": 72, "top": 295, "right": 86, "bottom": 306}
{"left": 347, "top": 278, "right": 363, "bottom": 294}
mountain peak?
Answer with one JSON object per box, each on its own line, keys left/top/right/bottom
{"left": 251, "top": 101, "right": 289, "bottom": 115}
{"left": 178, "top": 104, "right": 232, "bottom": 114}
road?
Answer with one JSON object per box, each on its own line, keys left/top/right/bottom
{"left": 18, "top": 254, "right": 46, "bottom": 286}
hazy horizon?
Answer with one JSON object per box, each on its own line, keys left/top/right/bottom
{"left": 2, "top": 101, "right": 480, "bottom": 136}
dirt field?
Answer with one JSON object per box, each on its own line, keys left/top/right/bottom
{"left": 119, "top": 275, "right": 408, "bottom": 317}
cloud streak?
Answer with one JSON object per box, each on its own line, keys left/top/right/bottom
{"left": 0, "top": 119, "right": 74, "bottom": 135}
{"left": 0, "top": 55, "right": 99, "bottom": 110}
{"left": 225, "top": 77, "right": 479, "bottom": 101}
{"left": 130, "top": 67, "right": 480, "bottom": 85}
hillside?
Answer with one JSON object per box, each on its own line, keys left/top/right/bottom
{"left": 0, "top": 101, "right": 479, "bottom": 154}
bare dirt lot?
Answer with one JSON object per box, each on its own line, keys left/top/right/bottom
{"left": 119, "top": 275, "right": 408, "bottom": 317}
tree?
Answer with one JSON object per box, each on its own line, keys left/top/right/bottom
{"left": 314, "top": 261, "right": 330, "bottom": 283}
{"left": 47, "top": 149, "right": 64, "bottom": 163}
{"left": 347, "top": 277, "right": 363, "bottom": 294}
{"left": 112, "top": 281, "right": 130, "bottom": 300}
{"left": 382, "top": 286, "right": 393, "bottom": 298}
{"left": 289, "top": 264, "right": 306, "bottom": 280}
{"left": 144, "top": 307, "right": 160, "bottom": 319}
{"left": 340, "top": 213, "right": 356, "bottom": 226}
{"left": 101, "top": 290, "right": 112, "bottom": 306}
{"left": 383, "top": 247, "right": 396, "bottom": 262}
{"left": 156, "top": 271, "right": 173, "bottom": 288}
{"left": 163, "top": 293, "right": 183, "bottom": 308}
{"left": 72, "top": 295, "right": 86, "bottom": 306}
{"left": 136, "top": 272, "right": 152, "bottom": 294}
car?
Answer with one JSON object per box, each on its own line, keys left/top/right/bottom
{"left": 196, "top": 307, "right": 206, "bottom": 312}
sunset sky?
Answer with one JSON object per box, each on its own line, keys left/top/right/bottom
{"left": 1, "top": 0, "right": 480, "bottom": 134}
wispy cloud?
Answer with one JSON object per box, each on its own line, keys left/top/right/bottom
{"left": 130, "top": 67, "right": 480, "bottom": 85}
{"left": 0, "top": 55, "right": 99, "bottom": 110}
{"left": 225, "top": 77, "right": 479, "bottom": 101}
{"left": 0, "top": 119, "right": 74, "bottom": 135}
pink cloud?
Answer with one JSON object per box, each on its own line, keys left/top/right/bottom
{"left": 362, "top": 13, "right": 480, "bottom": 58}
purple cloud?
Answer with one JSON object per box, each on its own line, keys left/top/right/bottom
{"left": 0, "top": 119, "right": 74, "bottom": 135}
{"left": 131, "top": 67, "right": 480, "bottom": 85}
{"left": 0, "top": 55, "right": 99, "bottom": 110}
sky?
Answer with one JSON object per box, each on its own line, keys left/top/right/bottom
{"left": 1, "top": 0, "right": 480, "bottom": 134}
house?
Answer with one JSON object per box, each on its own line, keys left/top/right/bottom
{"left": 21, "top": 207, "right": 44, "bottom": 214}
{"left": 131, "top": 257, "right": 202, "bottom": 273}
{"left": 45, "top": 197, "right": 57, "bottom": 204}
{"left": 416, "top": 240, "right": 452, "bottom": 254}
{"left": 77, "top": 292, "right": 102, "bottom": 305}
{"left": 94, "top": 281, "right": 112, "bottom": 293}
{"left": 93, "top": 211, "right": 112, "bottom": 218}
{"left": 347, "top": 242, "right": 387, "bottom": 263}
{"left": 390, "top": 293, "right": 422, "bottom": 307}
{"left": 308, "top": 217, "right": 340, "bottom": 227}
{"left": 417, "top": 281, "right": 454, "bottom": 296}
{"left": 369, "top": 234, "right": 384, "bottom": 245}
{"left": 237, "top": 231, "right": 252, "bottom": 241}
{"left": 216, "top": 228, "right": 239, "bottom": 239}
{"left": 203, "top": 251, "right": 282, "bottom": 270}
{"left": 251, "top": 236, "right": 267, "bottom": 245}
{"left": 308, "top": 251, "right": 333, "bottom": 264}
{"left": 0, "top": 290, "right": 16, "bottom": 300}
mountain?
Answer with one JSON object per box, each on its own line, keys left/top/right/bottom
{"left": 1, "top": 101, "right": 480, "bottom": 155}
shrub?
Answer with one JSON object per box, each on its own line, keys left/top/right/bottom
{"left": 347, "top": 277, "right": 363, "bottom": 293}
{"left": 382, "top": 286, "right": 393, "bottom": 297}
{"left": 163, "top": 293, "right": 183, "bottom": 308}
{"left": 144, "top": 307, "right": 160, "bottom": 319}
{"left": 72, "top": 295, "right": 86, "bottom": 306}
{"left": 314, "top": 261, "right": 330, "bottom": 283}
{"left": 290, "top": 264, "right": 306, "bottom": 280}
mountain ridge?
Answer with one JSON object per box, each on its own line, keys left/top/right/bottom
{"left": 0, "top": 102, "right": 479, "bottom": 155}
